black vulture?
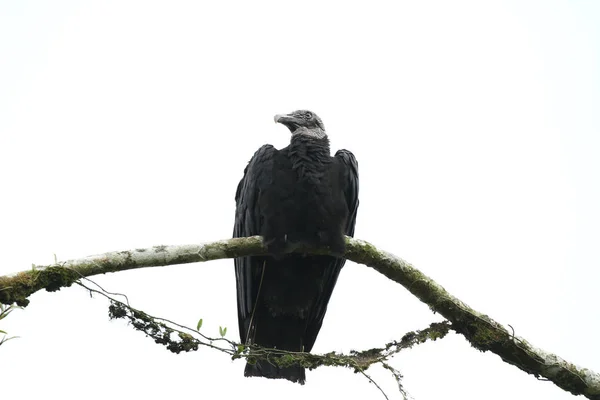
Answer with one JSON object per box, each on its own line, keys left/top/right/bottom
{"left": 233, "top": 110, "right": 359, "bottom": 384}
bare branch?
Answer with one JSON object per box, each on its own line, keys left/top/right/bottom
{"left": 0, "top": 236, "right": 598, "bottom": 399}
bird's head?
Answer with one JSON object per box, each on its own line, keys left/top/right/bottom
{"left": 274, "top": 110, "right": 326, "bottom": 139}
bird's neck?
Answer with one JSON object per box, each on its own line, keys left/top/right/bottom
{"left": 290, "top": 134, "right": 330, "bottom": 156}
{"left": 292, "top": 126, "right": 327, "bottom": 140}
{"left": 289, "top": 135, "right": 331, "bottom": 180}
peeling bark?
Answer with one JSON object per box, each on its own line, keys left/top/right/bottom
{"left": 0, "top": 236, "right": 598, "bottom": 399}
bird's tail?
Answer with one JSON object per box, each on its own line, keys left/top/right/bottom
{"left": 244, "top": 360, "right": 305, "bottom": 385}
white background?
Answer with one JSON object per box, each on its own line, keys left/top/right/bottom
{"left": 1, "top": 1, "right": 599, "bottom": 399}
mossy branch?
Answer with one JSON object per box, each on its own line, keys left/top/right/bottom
{"left": 105, "top": 294, "right": 450, "bottom": 374}
{"left": 0, "top": 236, "right": 598, "bottom": 399}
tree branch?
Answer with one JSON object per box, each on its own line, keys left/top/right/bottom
{"left": 0, "top": 236, "right": 598, "bottom": 399}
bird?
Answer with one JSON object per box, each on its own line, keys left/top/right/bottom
{"left": 233, "top": 110, "right": 359, "bottom": 384}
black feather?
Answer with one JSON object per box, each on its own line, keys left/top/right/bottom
{"left": 233, "top": 113, "right": 359, "bottom": 384}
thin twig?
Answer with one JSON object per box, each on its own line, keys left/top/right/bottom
{"left": 358, "top": 369, "right": 390, "bottom": 400}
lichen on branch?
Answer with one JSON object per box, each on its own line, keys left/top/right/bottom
{"left": 105, "top": 293, "right": 450, "bottom": 392}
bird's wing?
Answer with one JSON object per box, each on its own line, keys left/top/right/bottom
{"left": 303, "top": 149, "right": 359, "bottom": 352}
{"left": 234, "top": 144, "right": 276, "bottom": 344}
{"left": 335, "top": 149, "right": 360, "bottom": 236}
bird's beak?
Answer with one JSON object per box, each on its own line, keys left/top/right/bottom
{"left": 274, "top": 113, "right": 299, "bottom": 126}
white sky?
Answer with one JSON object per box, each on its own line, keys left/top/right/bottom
{"left": 1, "top": 1, "right": 599, "bottom": 399}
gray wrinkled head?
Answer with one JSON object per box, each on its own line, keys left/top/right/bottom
{"left": 274, "top": 110, "right": 326, "bottom": 139}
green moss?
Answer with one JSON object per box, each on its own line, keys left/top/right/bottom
{"left": 37, "top": 267, "right": 79, "bottom": 292}
{"left": 108, "top": 303, "right": 127, "bottom": 319}
{"left": 467, "top": 321, "right": 508, "bottom": 351}
{"left": 275, "top": 354, "right": 297, "bottom": 368}
{"left": 175, "top": 332, "right": 199, "bottom": 352}
{"left": 0, "top": 273, "right": 30, "bottom": 306}
{"left": 0, "top": 266, "right": 79, "bottom": 307}
{"left": 109, "top": 301, "right": 199, "bottom": 354}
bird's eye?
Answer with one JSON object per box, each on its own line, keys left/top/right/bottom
{"left": 304, "top": 112, "right": 312, "bottom": 119}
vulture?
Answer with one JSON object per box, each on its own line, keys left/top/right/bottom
{"left": 233, "top": 110, "right": 359, "bottom": 384}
